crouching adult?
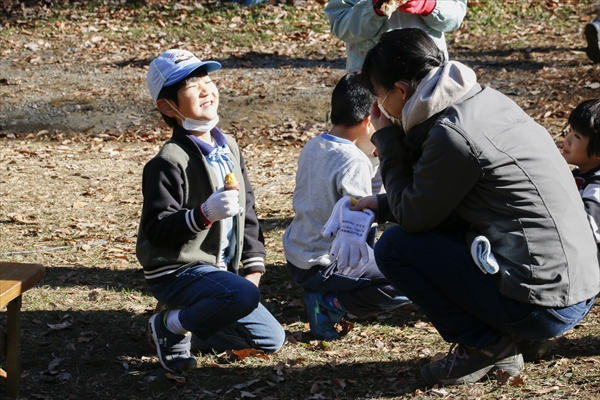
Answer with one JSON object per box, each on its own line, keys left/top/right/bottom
{"left": 354, "top": 28, "right": 600, "bottom": 386}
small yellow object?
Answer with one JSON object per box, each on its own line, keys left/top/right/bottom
{"left": 225, "top": 173, "right": 239, "bottom": 190}
{"left": 348, "top": 195, "right": 358, "bottom": 206}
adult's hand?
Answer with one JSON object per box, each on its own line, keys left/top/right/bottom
{"left": 352, "top": 195, "right": 379, "bottom": 214}
{"left": 371, "top": 101, "right": 394, "bottom": 131}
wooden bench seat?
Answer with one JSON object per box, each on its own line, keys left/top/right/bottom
{"left": 0, "top": 262, "right": 45, "bottom": 398}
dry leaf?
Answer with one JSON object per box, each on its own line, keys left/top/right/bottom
{"left": 8, "top": 213, "right": 38, "bottom": 224}
{"left": 535, "top": 385, "right": 559, "bottom": 394}
{"left": 310, "top": 382, "right": 321, "bottom": 394}
{"left": 165, "top": 372, "right": 186, "bottom": 384}
{"left": 331, "top": 378, "right": 346, "bottom": 389}
{"left": 47, "top": 321, "right": 72, "bottom": 330}
{"left": 232, "top": 379, "right": 261, "bottom": 389}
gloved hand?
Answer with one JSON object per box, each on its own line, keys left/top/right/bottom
{"left": 200, "top": 187, "right": 241, "bottom": 223}
{"left": 322, "top": 196, "right": 375, "bottom": 269}
{"left": 399, "top": 0, "right": 436, "bottom": 15}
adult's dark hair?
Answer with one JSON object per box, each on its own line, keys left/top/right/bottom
{"left": 330, "top": 74, "right": 374, "bottom": 127}
{"left": 359, "top": 28, "right": 446, "bottom": 95}
{"left": 568, "top": 99, "right": 600, "bottom": 157}
{"left": 156, "top": 66, "right": 208, "bottom": 127}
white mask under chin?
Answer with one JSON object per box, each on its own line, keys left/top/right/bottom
{"left": 182, "top": 115, "right": 219, "bottom": 132}
{"left": 166, "top": 101, "right": 219, "bottom": 133}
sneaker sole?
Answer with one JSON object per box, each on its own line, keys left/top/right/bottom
{"left": 585, "top": 23, "right": 600, "bottom": 63}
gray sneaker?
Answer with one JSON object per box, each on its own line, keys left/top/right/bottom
{"left": 421, "top": 334, "right": 523, "bottom": 386}
{"left": 149, "top": 311, "right": 197, "bottom": 373}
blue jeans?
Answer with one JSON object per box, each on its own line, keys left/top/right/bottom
{"left": 150, "top": 265, "right": 285, "bottom": 353}
{"left": 288, "top": 256, "right": 411, "bottom": 318}
{"left": 375, "top": 226, "right": 595, "bottom": 348}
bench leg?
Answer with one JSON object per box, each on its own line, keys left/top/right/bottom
{"left": 6, "top": 296, "right": 21, "bottom": 399}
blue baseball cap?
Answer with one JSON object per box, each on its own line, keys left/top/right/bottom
{"left": 147, "top": 49, "right": 221, "bottom": 103}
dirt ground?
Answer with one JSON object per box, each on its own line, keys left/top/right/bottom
{"left": 4, "top": 1, "right": 600, "bottom": 399}
{"left": 0, "top": 43, "right": 344, "bottom": 141}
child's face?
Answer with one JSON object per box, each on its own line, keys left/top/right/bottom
{"left": 176, "top": 74, "right": 219, "bottom": 121}
{"left": 562, "top": 127, "right": 600, "bottom": 173}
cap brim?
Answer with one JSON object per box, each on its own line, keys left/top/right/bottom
{"left": 164, "top": 61, "right": 222, "bottom": 87}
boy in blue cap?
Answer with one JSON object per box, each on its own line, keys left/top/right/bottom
{"left": 138, "top": 49, "right": 285, "bottom": 373}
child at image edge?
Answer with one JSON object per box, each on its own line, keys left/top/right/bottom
{"left": 137, "top": 49, "right": 285, "bottom": 373}
{"left": 282, "top": 74, "right": 411, "bottom": 340}
{"left": 562, "top": 99, "right": 600, "bottom": 249}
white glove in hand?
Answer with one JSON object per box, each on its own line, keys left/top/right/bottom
{"left": 322, "top": 196, "right": 375, "bottom": 269}
{"left": 201, "top": 187, "right": 241, "bottom": 222}
{"left": 321, "top": 196, "right": 353, "bottom": 237}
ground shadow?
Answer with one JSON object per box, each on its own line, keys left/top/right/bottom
{"left": 0, "top": 309, "right": 425, "bottom": 400}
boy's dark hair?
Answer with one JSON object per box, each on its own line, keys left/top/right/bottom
{"left": 569, "top": 99, "right": 600, "bottom": 157}
{"left": 358, "top": 28, "right": 446, "bottom": 95}
{"left": 330, "top": 74, "right": 374, "bottom": 128}
{"left": 156, "top": 67, "right": 208, "bottom": 127}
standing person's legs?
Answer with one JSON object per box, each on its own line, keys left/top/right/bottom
{"left": 191, "top": 302, "right": 286, "bottom": 353}
{"left": 585, "top": 15, "right": 600, "bottom": 63}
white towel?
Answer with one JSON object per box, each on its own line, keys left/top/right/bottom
{"left": 470, "top": 236, "right": 500, "bottom": 274}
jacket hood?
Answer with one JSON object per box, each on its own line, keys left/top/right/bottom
{"left": 402, "top": 61, "right": 478, "bottom": 132}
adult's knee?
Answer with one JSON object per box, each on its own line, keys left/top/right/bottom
{"left": 374, "top": 225, "right": 408, "bottom": 274}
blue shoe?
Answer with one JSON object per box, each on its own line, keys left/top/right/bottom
{"left": 585, "top": 20, "right": 600, "bottom": 63}
{"left": 149, "top": 311, "right": 197, "bottom": 373}
{"left": 304, "top": 291, "right": 346, "bottom": 340}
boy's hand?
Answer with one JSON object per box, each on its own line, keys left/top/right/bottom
{"left": 200, "top": 187, "right": 241, "bottom": 223}
{"left": 244, "top": 272, "right": 262, "bottom": 287}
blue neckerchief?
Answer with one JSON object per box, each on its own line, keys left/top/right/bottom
{"left": 187, "top": 128, "right": 234, "bottom": 175}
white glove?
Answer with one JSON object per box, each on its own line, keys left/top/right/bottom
{"left": 321, "top": 196, "right": 352, "bottom": 237}
{"left": 322, "top": 196, "right": 375, "bottom": 269}
{"left": 200, "top": 187, "right": 241, "bottom": 222}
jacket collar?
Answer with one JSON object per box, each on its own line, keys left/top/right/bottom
{"left": 170, "top": 125, "right": 228, "bottom": 156}
{"left": 403, "top": 61, "right": 478, "bottom": 132}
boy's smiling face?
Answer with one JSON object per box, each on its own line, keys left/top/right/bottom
{"left": 176, "top": 74, "right": 219, "bottom": 121}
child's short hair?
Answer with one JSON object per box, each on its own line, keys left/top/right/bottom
{"left": 569, "top": 99, "right": 600, "bottom": 157}
{"left": 330, "top": 74, "right": 374, "bottom": 128}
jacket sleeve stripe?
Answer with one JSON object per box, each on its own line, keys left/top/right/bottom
{"left": 185, "top": 209, "right": 202, "bottom": 233}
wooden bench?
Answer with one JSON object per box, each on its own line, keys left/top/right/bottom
{"left": 0, "top": 262, "right": 45, "bottom": 399}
